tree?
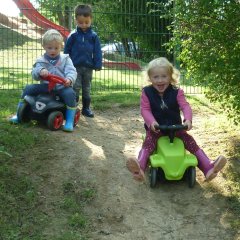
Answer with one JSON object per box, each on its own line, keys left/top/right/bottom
{"left": 169, "top": 0, "right": 240, "bottom": 124}
{"left": 95, "top": 0, "right": 173, "bottom": 61}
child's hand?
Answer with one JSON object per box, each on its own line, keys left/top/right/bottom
{"left": 184, "top": 120, "right": 192, "bottom": 131}
{"left": 40, "top": 69, "right": 48, "bottom": 77}
{"left": 150, "top": 121, "right": 160, "bottom": 133}
{"left": 64, "top": 79, "right": 72, "bottom": 87}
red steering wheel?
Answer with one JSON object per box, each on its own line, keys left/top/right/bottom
{"left": 42, "top": 74, "right": 67, "bottom": 91}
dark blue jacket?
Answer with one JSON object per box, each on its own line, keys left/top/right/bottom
{"left": 64, "top": 27, "right": 102, "bottom": 69}
{"left": 143, "top": 85, "right": 182, "bottom": 126}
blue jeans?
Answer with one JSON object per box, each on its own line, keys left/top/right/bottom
{"left": 22, "top": 83, "right": 76, "bottom": 107}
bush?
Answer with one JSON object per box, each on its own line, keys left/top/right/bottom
{"left": 168, "top": 0, "right": 240, "bottom": 124}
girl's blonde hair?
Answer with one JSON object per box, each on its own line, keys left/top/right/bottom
{"left": 144, "top": 57, "right": 180, "bottom": 86}
{"left": 42, "top": 29, "right": 63, "bottom": 46}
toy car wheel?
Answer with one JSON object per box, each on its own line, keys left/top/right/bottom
{"left": 187, "top": 166, "right": 196, "bottom": 188}
{"left": 18, "top": 102, "right": 31, "bottom": 123}
{"left": 158, "top": 168, "right": 165, "bottom": 183}
{"left": 47, "top": 111, "right": 64, "bottom": 131}
{"left": 150, "top": 167, "right": 158, "bottom": 188}
{"left": 74, "top": 108, "right": 80, "bottom": 127}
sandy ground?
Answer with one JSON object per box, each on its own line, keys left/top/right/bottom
{"left": 37, "top": 106, "right": 239, "bottom": 240}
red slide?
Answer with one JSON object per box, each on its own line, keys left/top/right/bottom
{"left": 12, "top": 0, "right": 70, "bottom": 38}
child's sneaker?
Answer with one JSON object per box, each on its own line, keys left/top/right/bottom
{"left": 82, "top": 108, "right": 94, "bottom": 118}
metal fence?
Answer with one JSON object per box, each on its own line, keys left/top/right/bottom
{"left": 0, "top": 0, "right": 203, "bottom": 94}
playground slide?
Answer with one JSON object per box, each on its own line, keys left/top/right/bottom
{"left": 12, "top": 0, "right": 70, "bottom": 38}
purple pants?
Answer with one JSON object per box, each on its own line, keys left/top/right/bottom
{"left": 138, "top": 129, "right": 200, "bottom": 171}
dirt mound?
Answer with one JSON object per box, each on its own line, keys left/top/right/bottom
{"left": 0, "top": 12, "right": 43, "bottom": 39}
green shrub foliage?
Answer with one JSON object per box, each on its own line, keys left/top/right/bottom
{"left": 168, "top": 0, "right": 240, "bottom": 124}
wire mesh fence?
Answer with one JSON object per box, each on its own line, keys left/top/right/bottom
{"left": 0, "top": 0, "right": 204, "bottom": 94}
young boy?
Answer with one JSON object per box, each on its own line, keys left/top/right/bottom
{"left": 10, "top": 29, "right": 77, "bottom": 132}
{"left": 64, "top": 4, "right": 102, "bottom": 118}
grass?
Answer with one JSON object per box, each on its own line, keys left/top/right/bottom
{"left": 0, "top": 89, "right": 141, "bottom": 239}
{"left": 1, "top": 89, "right": 240, "bottom": 239}
{"left": 0, "top": 27, "right": 202, "bottom": 94}
{"left": 188, "top": 95, "right": 240, "bottom": 229}
{"left": 0, "top": 90, "right": 96, "bottom": 239}
{"left": 92, "top": 90, "right": 140, "bottom": 110}
{"left": 0, "top": 26, "right": 146, "bottom": 92}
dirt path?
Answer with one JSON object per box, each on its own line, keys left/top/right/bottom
{"left": 39, "top": 107, "right": 238, "bottom": 240}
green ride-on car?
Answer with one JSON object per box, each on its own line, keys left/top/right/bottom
{"left": 149, "top": 124, "right": 198, "bottom": 188}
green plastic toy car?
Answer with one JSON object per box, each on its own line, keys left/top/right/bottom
{"left": 149, "top": 124, "right": 198, "bottom": 188}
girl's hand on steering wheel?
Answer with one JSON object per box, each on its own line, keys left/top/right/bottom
{"left": 184, "top": 120, "right": 192, "bottom": 131}
{"left": 150, "top": 121, "right": 160, "bottom": 133}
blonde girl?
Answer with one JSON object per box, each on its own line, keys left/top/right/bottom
{"left": 126, "top": 57, "right": 227, "bottom": 182}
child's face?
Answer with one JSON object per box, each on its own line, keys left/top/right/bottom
{"left": 76, "top": 15, "right": 92, "bottom": 32}
{"left": 149, "top": 66, "right": 171, "bottom": 95}
{"left": 43, "top": 40, "right": 62, "bottom": 58}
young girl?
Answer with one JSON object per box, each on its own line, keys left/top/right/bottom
{"left": 126, "top": 57, "right": 227, "bottom": 182}
{"left": 10, "top": 29, "right": 77, "bottom": 132}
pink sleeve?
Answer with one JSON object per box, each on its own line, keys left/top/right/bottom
{"left": 140, "top": 90, "right": 156, "bottom": 128}
{"left": 177, "top": 89, "right": 192, "bottom": 122}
